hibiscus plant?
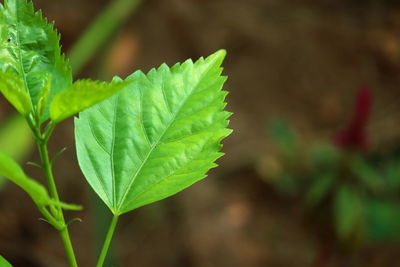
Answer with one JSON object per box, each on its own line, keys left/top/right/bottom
{"left": 0, "top": 0, "right": 232, "bottom": 266}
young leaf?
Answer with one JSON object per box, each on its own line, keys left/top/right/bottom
{"left": 304, "top": 173, "right": 334, "bottom": 208}
{"left": 334, "top": 185, "right": 365, "bottom": 241}
{"left": 50, "top": 79, "right": 129, "bottom": 123}
{"left": 0, "top": 0, "right": 72, "bottom": 120}
{"left": 0, "top": 151, "right": 49, "bottom": 206}
{"left": 75, "top": 50, "right": 231, "bottom": 215}
{"left": 0, "top": 71, "right": 32, "bottom": 115}
{"left": 366, "top": 199, "right": 400, "bottom": 242}
{"left": 384, "top": 160, "right": 400, "bottom": 192}
{"left": 349, "top": 156, "right": 383, "bottom": 192}
{"left": 267, "top": 119, "right": 297, "bottom": 157}
{"left": 35, "top": 73, "right": 52, "bottom": 120}
{"left": 0, "top": 151, "right": 81, "bottom": 211}
{"left": 0, "top": 255, "right": 12, "bottom": 267}
{"left": 0, "top": 114, "right": 34, "bottom": 189}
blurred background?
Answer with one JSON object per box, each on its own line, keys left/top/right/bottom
{"left": 1, "top": 0, "right": 400, "bottom": 266}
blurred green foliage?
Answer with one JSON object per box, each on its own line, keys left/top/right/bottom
{"left": 0, "top": 114, "right": 34, "bottom": 188}
{"left": 68, "top": 0, "right": 142, "bottom": 76}
{"left": 260, "top": 119, "right": 400, "bottom": 249}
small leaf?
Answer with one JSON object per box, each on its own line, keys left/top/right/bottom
{"left": 50, "top": 79, "right": 129, "bottom": 123}
{"left": 366, "top": 199, "right": 400, "bottom": 242}
{"left": 0, "top": 151, "right": 79, "bottom": 212}
{"left": 67, "top": 217, "right": 83, "bottom": 226}
{"left": 48, "top": 199, "right": 83, "bottom": 211}
{"left": 349, "top": 156, "right": 383, "bottom": 192}
{"left": 267, "top": 119, "right": 297, "bottom": 157}
{"left": 35, "top": 73, "right": 52, "bottom": 121}
{"left": 0, "top": 71, "right": 32, "bottom": 115}
{"left": 0, "top": 151, "right": 49, "bottom": 206}
{"left": 0, "top": 0, "right": 72, "bottom": 121}
{"left": 275, "top": 173, "right": 300, "bottom": 197}
{"left": 75, "top": 50, "right": 231, "bottom": 215}
{"left": 50, "top": 147, "right": 67, "bottom": 165}
{"left": 0, "top": 114, "right": 34, "bottom": 189}
{"left": 334, "top": 185, "right": 365, "bottom": 240}
{"left": 384, "top": 160, "right": 400, "bottom": 192}
{"left": 0, "top": 255, "right": 12, "bottom": 267}
{"left": 310, "top": 143, "right": 340, "bottom": 170}
{"left": 26, "top": 161, "right": 42, "bottom": 168}
{"left": 304, "top": 173, "right": 334, "bottom": 208}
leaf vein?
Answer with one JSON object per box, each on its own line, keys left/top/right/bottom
{"left": 84, "top": 144, "right": 113, "bottom": 208}
{"left": 14, "top": 3, "right": 33, "bottom": 108}
{"left": 116, "top": 62, "right": 216, "bottom": 212}
{"left": 110, "top": 94, "right": 119, "bottom": 209}
{"left": 160, "top": 75, "right": 172, "bottom": 115}
{"left": 121, "top": 147, "right": 208, "bottom": 212}
{"left": 88, "top": 119, "right": 110, "bottom": 155}
{"left": 139, "top": 86, "right": 151, "bottom": 146}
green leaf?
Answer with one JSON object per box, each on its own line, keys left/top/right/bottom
{"left": 383, "top": 160, "right": 400, "bottom": 192}
{"left": 0, "top": 151, "right": 49, "bottom": 206}
{"left": 366, "top": 199, "right": 400, "bottom": 243}
{"left": 0, "top": 255, "right": 12, "bottom": 267}
{"left": 0, "top": 0, "right": 72, "bottom": 120}
{"left": 334, "top": 185, "right": 365, "bottom": 240}
{"left": 304, "top": 173, "right": 334, "bottom": 208}
{"left": 35, "top": 73, "right": 52, "bottom": 120}
{"left": 267, "top": 119, "right": 297, "bottom": 157}
{"left": 275, "top": 173, "right": 300, "bottom": 197}
{"left": 0, "top": 151, "right": 82, "bottom": 211}
{"left": 48, "top": 199, "right": 82, "bottom": 211}
{"left": 75, "top": 50, "right": 231, "bottom": 215}
{"left": 310, "top": 143, "right": 340, "bottom": 170}
{"left": 50, "top": 79, "right": 129, "bottom": 123}
{"left": 349, "top": 156, "right": 383, "bottom": 192}
{"left": 0, "top": 114, "right": 34, "bottom": 189}
{"left": 0, "top": 71, "right": 32, "bottom": 115}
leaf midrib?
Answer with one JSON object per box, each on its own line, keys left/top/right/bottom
{"left": 110, "top": 93, "right": 120, "bottom": 211}
{"left": 14, "top": 2, "right": 34, "bottom": 110}
{"left": 115, "top": 64, "right": 213, "bottom": 213}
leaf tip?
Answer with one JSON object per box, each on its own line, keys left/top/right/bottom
{"left": 209, "top": 49, "right": 227, "bottom": 64}
{"left": 215, "top": 49, "right": 227, "bottom": 58}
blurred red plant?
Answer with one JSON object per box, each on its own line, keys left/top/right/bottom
{"left": 333, "top": 86, "right": 372, "bottom": 153}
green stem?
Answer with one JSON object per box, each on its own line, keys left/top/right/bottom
{"left": 38, "top": 142, "right": 59, "bottom": 213}
{"left": 60, "top": 228, "right": 78, "bottom": 267}
{"left": 96, "top": 215, "right": 119, "bottom": 267}
{"left": 37, "top": 136, "right": 78, "bottom": 267}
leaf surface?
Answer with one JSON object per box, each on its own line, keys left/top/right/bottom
{"left": 0, "top": 114, "right": 34, "bottom": 189}
{"left": 0, "top": 71, "right": 32, "bottom": 115}
{"left": 366, "top": 199, "right": 400, "bottom": 242}
{"left": 0, "top": 255, "right": 12, "bottom": 267}
{"left": 0, "top": 151, "right": 49, "bottom": 206}
{"left": 305, "top": 173, "right": 334, "bottom": 208}
{"left": 75, "top": 50, "right": 231, "bottom": 215}
{"left": 334, "top": 185, "right": 365, "bottom": 240}
{"left": 50, "top": 79, "right": 129, "bottom": 123}
{"left": 0, "top": 0, "right": 72, "bottom": 120}
{"left": 0, "top": 151, "right": 82, "bottom": 211}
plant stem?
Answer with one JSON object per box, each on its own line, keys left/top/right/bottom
{"left": 37, "top": 136, "right": 78, "bottom": 267}
{"left": 96, "top": 215, "right": 119, "bottom": 267}
{"left": 38, "top": 141, "right": 60, "bottom": 215}
{"left": 60, "top": 228, "right": 78, "bottom": 267}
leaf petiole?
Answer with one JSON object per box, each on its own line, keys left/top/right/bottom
{"left": 96, "top": 214, "right": 119, "bottom": 267}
